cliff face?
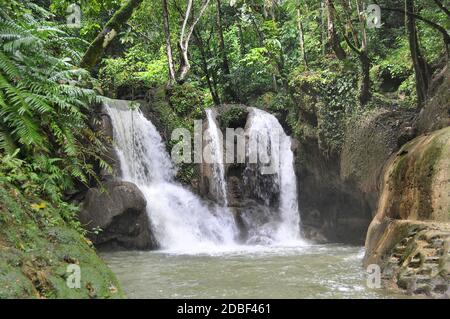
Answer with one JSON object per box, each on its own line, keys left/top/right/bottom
{"left": 293, "top": 106, "right": 416, "bottom": 244}
{"left": 363, "top": 127, "right": 450, "bottom": 297}
{"left": 291, "top": 66, "right": 449, "bottom": 247}
{"left": 360, "top": 66, "right": 450, "bottom": 297}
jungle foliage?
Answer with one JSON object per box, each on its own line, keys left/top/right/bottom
{"left": 0, "top": 0, "right": 449, "bottom": 198}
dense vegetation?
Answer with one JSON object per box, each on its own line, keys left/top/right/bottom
{"left": 1, "top": 0, "right": 448, "bottom": 191}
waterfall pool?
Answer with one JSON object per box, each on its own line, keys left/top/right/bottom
{"left": 102, "top": 244, "right": 407, "bottom": 299}
{"left": 103, "top": 102, "right": 409, "bottom": 299}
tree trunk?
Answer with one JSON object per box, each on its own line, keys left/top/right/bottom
{"left": 381, "top": 6, "right": 449, "bottom": 58}
{"left": 356, "top": 0, "right": 370, "bottom": 105}
{"left": 162, "top": 0, "right": 176, "bottom": 85}
{"left": 176, "top": 0, "right": 210, "bottom": 83}
{"left": 321, "top": 1, "right": 326, "bottom": 55}
{"left": 216, "top": 0, "right": 235, "bottom": 102}
{"left": 80, "top": 0, "right": 144, "bottom": 70}
{"left": 433, "top": 0, "right": 450, "bottom": 18}
{"left": 193, "top": 30, "right": 221, "bottom": 105}
{"left": 406, "top": 0, "right": 431, "bottom": 107}
{"left": 297, "top": 8, "right": 308, "bottom": 68}
{"left": 236, "top": 16, "right": 245, "bottom": 57}
{"left": 359, "top": 53, "right": 371, "bottom": 105}
{"left": 177, "top": 42, "right": 191, "bottom": 82}
{"left": 326, "top": 0, "right": 347, "bottom": 60}
{"left": 339, "top": 0, "right": 360, "bottom": 47}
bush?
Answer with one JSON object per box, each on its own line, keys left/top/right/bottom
{"left": 0, "top": 5, "right": 109, "bottom": 194}
{"left": 289, "top": 65, "right": 359, "bottom": 154}
{"left": 169, "top": 83, "right": 208, "bottom": 117}
{"left": 219, "top": 107, "right": 248, "bottom": 129}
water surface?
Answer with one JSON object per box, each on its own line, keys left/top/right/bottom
{"left": 102, "top": 244, "right": 407, "bottom": 299}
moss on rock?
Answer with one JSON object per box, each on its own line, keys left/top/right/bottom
{"left": 0, "top": 183, "right": 124, "bottom": 299}
{"left": 364, "top": 127, "right": 450, "bottom": 298}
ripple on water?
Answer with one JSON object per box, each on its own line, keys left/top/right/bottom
{"left": 102, "top": 244, "right": 411, "bottom": 299}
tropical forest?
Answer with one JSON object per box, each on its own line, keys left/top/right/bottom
{"left": 0, "top": 0, "right": 449, "bottom": 300}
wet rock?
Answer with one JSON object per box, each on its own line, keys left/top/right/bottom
{"left": 295, "top": 107, "right": 417, "bottom": 244}
{"left": 79, "top": 181, "right": 157, "bottom": 250}
{"left": 364, "top": 127, "right": 450, "bottom": 298}
{"left": 97, "top": 105, "right": 122, "bottom": 180}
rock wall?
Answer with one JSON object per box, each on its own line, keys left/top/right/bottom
{"left": 295, "top": 108, "right": 416, "bottom": 244}
{"left": 289, "top": 67, "right": 449, "bottom": 245}
{"left": 364, "top": 127, "right": 450, "bottom": 297}
{"left": 416, "top": 65, "right": 450, "bottom": 134}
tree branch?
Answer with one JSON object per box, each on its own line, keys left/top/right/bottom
{"left": 180, "top": 0, "right": 193, "bottom": 49}
{"left": 80, "top": 0, "right": 144, "bottom": 70}
{"left": 379, "top": 6, "right": 450, "bottom": 46}
{"left": 185, "top": 0, "right": 210, "bottom": 48}
{"left": 433, "top": 0, "right": 450, "bottom": 18}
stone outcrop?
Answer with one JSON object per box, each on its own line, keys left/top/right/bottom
{"left": 364, "top": 127, "right": 450, "bottom": 298}
{"left": 79, "top": 181, "right": 157, "bottom": 250}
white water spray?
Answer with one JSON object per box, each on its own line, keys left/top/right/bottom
{"left": 204, "top": 109, "right": 228, "bottom": 206}
{"left": 105, "top": 100, "right": 304, "bottom": 253}
{"left": 105, "top": 100, "right": 236, "bottom": 252}
{"left": 245, "top": 108, "right": 302, "bottom": 243}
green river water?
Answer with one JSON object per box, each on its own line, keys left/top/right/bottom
{"left": 102, "top": 244, "right": 408, "bottom": 299}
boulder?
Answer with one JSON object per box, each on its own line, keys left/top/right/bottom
{"left": 364, "top": 127, "right": 450, "bottom": 298}
{"left": 79, "top": 181, "right": 157, "bottom": 250}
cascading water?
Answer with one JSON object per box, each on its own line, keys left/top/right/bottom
{"left": 105, "top": 99, "right": 303, "bottom": 253}
{"left": 244, "top": 108, "right": 302, "bottom": 244}
{"left": 105, "top": 100, "right": 236, "bottom": 252}
{"left": 204, "top": 109, "right": 228, "bottom": 206}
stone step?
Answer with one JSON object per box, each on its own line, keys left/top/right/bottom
{"left": 388, "top": 257, "right": 400, "bottom": 265}
{"left": 424, "top": 256, "right": 441, "bottom": 264}
{"left": 416, "top": 267, "right": 433, "bottom": 276}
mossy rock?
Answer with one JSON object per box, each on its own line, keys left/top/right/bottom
{"left": 0, "top": 184, "right": 124, "bottom": 299}
{"left": 168, "top": 83, "right": 207, "bottom": 118}
{"left": 383, "top": 127, "right": 450, "bottom": 222}
{"left": 364, "top": 127, "right": 450, "bottom": 297}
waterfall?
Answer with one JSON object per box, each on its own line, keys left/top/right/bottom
{"left": 204, "top": 109, "right": 228, "bottom": 206}
{"left": 244, "top": 108, "right": 302, "bottom": 244}
{"left": 105, "top": 99, "right": 303, "bottom": 253}
{"left": 105, "top": 100, "right": 236, "bottom": 252}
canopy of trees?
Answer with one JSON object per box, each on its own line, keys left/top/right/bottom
{"left": 0, "top": 0, "right": 448, "bottom": 214}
